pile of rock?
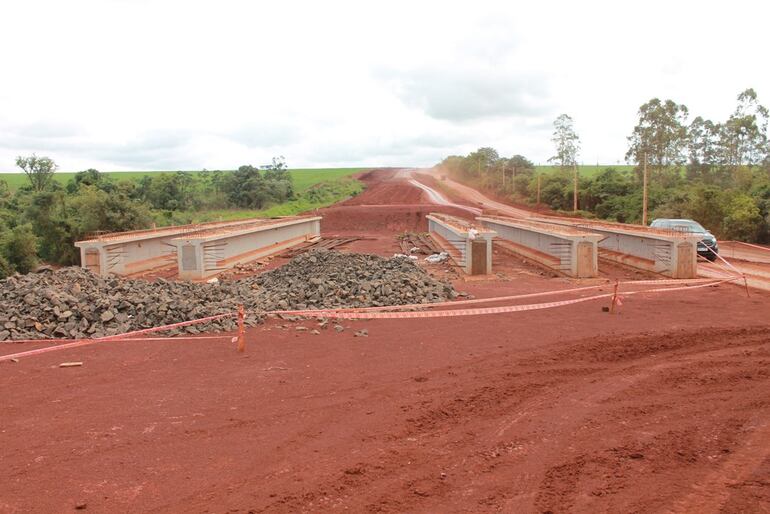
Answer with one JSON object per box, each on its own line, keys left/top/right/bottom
{"left": 0, "top": 250, "right": 456, "bottom": 340}
{"left": 252, "top": 249, "right": 457, "bottom": 311}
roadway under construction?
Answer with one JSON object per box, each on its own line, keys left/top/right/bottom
{"left": 3, "top": 168, "right": 769, "bottom": 513}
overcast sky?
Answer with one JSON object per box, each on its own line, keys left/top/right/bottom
{"left": 1, "top": 0, "right": 768, "bottom": 171}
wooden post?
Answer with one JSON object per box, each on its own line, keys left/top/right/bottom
{"left": 609, "top": 280, "right": 619, "bottom": 314}
{"left": 536, "top": 174, "right": 541, "bottom": 208}
{"left": 236, "top": 304, "right": 245, "bottom": 353}
{"left": 642, "top": 153, "right": 648, "bottom": 226}
{"left": 573, "top": 163, "right": 578, "bottom": 212}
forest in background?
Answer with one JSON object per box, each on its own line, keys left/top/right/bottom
{"left": 0, "top": 159, "right": 362, "bottom": 277}
{"left": 436, "top": 89, "right": 770, "bottom": 243}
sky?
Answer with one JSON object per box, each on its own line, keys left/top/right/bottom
{"left": 1, "top": 0, "right": 768, "bottom": 171}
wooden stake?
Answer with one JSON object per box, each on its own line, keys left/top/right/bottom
{"left": 642, "top": 153, "right": 648, "bottom": 226}
{"left": 609, "top": 280, "right": 619, "bottom": 314}
{"left": 237, "top": 305, "right": 246, "bottom": 353}
{"left": 573, "top": 163, "right": 578, "bottom": 212}
{"left": 536, "top": 174, "right": 541, "bottom": 208}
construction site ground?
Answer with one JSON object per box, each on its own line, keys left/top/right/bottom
{"left": 2, "top": 169, "right": 770, "bottom": 513}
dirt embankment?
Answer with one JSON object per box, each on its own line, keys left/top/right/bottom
{"left": 319, "top": 169, "right": 474, "bottom": 233}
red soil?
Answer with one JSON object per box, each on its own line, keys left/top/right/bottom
{"left": 2, "top": 168, "right": 770, "bottom": 513}
{"left": 320, "top": 169, "right": 474, "bottom": 233}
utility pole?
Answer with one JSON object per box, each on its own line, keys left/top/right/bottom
{"left": 642, "top": 153, "right": 648, "bottom": 226}
{"left": 573, "top": 162, "right": 578, "bottom": 212}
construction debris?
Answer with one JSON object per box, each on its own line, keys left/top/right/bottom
{"left": 397, "top": 232, "right": 443, "bottom": 255}
{"left": 425, "top": 252, "right": 449, "bottom": 264}
{"left": 0, "top": 250, "right": 456, "bottom": 341}
{"left": 217, "top": 259, "right": 270, "bottom": 280}
{"left": 282, "top": 236, "right": 368, "bottom": 258}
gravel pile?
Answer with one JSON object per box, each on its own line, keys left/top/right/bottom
{"left": 0, "top": 250, "right": 456, "bottom": 340}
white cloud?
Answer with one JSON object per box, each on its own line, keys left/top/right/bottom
{"left": 0, "top": 0, "right": 768, "bottom": 170}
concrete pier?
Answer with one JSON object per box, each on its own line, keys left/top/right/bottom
{"left": 170, "top": 216, "right": 321, "bottom": 280}
{"left": 536, "top": 217, "right": 702, "bottom": 279}
{"left": 478, "top": 215, "right": 602, "bottom": 278}
{"left": 426, "top": 213, "right": 495, "bottom": 275}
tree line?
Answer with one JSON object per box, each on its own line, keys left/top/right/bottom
{"left": 0, "top": 158, "right": 297, "bottom": 277}
{"left": 436, "top": 88, "right": 770, "bottom": 243}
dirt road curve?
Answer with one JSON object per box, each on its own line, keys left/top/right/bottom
{"left": 1, "top": 168, "right": 770, "bottom": 513}
{"left": 412, "top": 169, "right": 535, "bottom": 218}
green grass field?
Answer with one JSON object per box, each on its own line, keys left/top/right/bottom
{"left": 0, "top": 168, "right": 365, "bottom": 192}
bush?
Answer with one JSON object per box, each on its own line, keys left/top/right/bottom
{"left": 0, "top": 224, "right": 39, "bottom": 273}
{"left": 723, "top": 194, "right": 763, "bottom": 241}
{"left": 0, "top": 254, "right": 13, "bottom": 279}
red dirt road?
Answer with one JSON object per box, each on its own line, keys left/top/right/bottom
{"left": 2, "top": 169, "right": 770, "bottom": 513}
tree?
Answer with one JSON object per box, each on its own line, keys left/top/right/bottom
{"left": 686, "top": 117, "right": 723, "bottom": 183}
{"left": 69, "top": 186, "right": 152, "bottom": 236}
{"left": 0, "top": 180, "right": 10, "bottom": 206}
{"left": 626, "top": 99, "right": 689, "bottom": 178}
{"left": 466, "top": 147, "right": 499, "bottom": 178}
{"left": 0, "top": 224, "right": 38, "bottom": 273}
{"left": 548, "top": 114, "right": 580, "bottom": 169}
{"left": 144, "top": 172, "right": 196, "bottom": 211}
{"left": 15, "top": 154, "right": 58, "bottom": 192}
{"left": 67, "top": 168, "right": 115, "bottom": 193}
{"left": 723, "top": 194, "right": 762, "bottom": 241}
{"left": 721, "top": 88, "right": 769, "bottom": 168}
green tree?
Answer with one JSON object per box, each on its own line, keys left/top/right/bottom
{"left": 548, "top": 114, "right": 580, "bottom": 169}
{"left": 723, "top": 194, "right": 762, "bottom": 241}
{"left": 721, "top": 88, "right": 769, "bottom": 169}
{"left": 67, "top": 168, "right": 115, "bottom": 193}
{"left": 535, "top": 169, "right": 572, "bottom": 210}
{"left": 223, "top": 165, "right": 270, "bottom": 208}
{"left": 0, "top": 224, "right": 39, "bottom": 273}
{"left": 69, "top": 186, "right": 152, "bottom": 237}
{"left": 626, "top": 98, "right": 689, "bottom": 179}
{"left": 144, "top": 172, "right": 196, "bottom": 211}
{"left": 465, "top": 147, "right": 499, "bottom": 178}
{"left": 686, "top": 117, "right": 724, "bottom": 183}
{"left": 15, "top": 154, "right": 58, "bottom": 192}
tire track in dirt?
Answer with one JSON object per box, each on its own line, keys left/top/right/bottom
{"left": 243, "top": 326, "right": 770, "bottom": 513}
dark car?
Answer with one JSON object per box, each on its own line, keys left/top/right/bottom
{"left": 649, "top": 218, "right": 719, "bottom": 261}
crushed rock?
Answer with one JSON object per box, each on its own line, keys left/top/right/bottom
{"left": 0, "top": 249, "right": 456, "bottom": 341}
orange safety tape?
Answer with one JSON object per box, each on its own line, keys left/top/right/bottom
{"left": 0, "top": 276, "right": 739, "bottom": 362}
{"left": 726, "top": 241, "right": 770, "bottom": 253}
{"left": 622, "top": 278, "right": 734, "bottom": 296}
{"left": 269, "top": 277, "right": 730, "bottom": 316}
{"left": 296, "top": 293, "right": 614, "bottom": 320}
{"left": 262, "top": 278, "right": 734, "bottom": 320}
{"left": 270, "top": 284, "right": 608, "bottom": 315}
{"left": 0, "top": 312, "right": 235, "bottom": 363}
